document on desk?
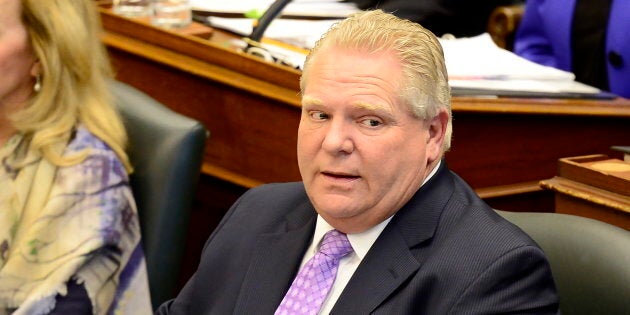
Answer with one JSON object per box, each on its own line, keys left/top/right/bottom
{"left": 440, "top": 33, "right": 575, "bottom": 81}
{"left": 192, "top": 0, "right": 355, "bottom": 68}
{"left": 190, "top": 0, "right": 360, "bottom": 18}
{"left": 206, "top": 16, "right": 338, "bottom": 49}
{"left": 202, "top": 16, "right": 337, "bottom": 69}
{"left": 440, "top": 34, "right": 609, "bottom": 98}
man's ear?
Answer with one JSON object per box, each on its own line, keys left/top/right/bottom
{"left": 426, "top": 108, "right": 449, "bottom": 163}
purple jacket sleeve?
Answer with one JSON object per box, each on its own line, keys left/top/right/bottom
{"left": 514, "top": 0, "right": 560, "bottom": 68}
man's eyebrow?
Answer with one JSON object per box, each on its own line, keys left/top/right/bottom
{"left": 353, "top": 101, "right": 390, "bottom": 113}
{"left": 301, "top": 97, "right": 392, "bottom": 114}
{"left": 301, "top": 95, "right": 323, "bottom": 106}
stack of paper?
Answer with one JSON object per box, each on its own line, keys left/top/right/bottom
{"left": 439, "top": 34, "right": 604, "bottom": 97}
{"left": 440, "top": 34, "right": 575, "bottom": 81}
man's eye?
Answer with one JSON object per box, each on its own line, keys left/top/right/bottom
{"left": 309, "top": 111, "right": 329, "bottom": 120}
{"left": 360, "top": 119, "right": 382, "bottom": 127}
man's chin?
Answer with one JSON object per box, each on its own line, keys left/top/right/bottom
{"left": 313, "top": 197, "right": 363, "bottom": 219}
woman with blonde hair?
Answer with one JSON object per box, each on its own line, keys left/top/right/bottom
{"left": 0, "top": 0, "right": 151, "bottom": 313}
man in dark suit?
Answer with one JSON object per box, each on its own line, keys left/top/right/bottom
{"left": 348, "top": 0, "right": 523, "bottom": 37}
{"left": 157, "top": 10, "right": 559, "bottom": 314}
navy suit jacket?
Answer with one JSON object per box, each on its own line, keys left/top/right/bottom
{"left": 157, "top": 162, "right": 559, "bottom": 314}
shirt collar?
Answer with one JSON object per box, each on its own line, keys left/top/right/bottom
{"left": 312, "top": 215, "right": 391, "bottom": 260}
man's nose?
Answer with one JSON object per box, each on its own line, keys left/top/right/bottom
{"left": 321, "top": 119, "right": 354, "bottom": 155}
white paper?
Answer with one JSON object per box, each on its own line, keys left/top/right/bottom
{"left": 191, "top": 0, "right": 360, "bottom": 18}
{"left": 440, "top": 33, "right": 575, "bottom": 81}
{"left": 206, "top": 16, "right": 339, "bottom": 49}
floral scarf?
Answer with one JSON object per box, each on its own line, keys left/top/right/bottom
{"left": 0, "top": 127, "right": 151, "bottom": 315}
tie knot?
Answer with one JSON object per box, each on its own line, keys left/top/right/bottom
{"left": 319, "top": 230, "right": 353, "bottom": 258}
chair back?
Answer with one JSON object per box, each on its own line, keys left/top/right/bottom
{"left": 111, "top": 81, "right": 208, "bottom": 309}
{"left": 496, "top": 210, "right": 630, "bottom": 315}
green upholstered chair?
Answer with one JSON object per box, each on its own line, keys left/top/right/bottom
{"left": 496, "top": 210, "right": 630, "bottom": 315}
{"left": 112, "top": 81, "right": 208, "bottom": 310}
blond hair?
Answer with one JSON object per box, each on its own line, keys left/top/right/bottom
{"left": 301, "top": 10, "right": 452, "bottom": 151}
{"left": 13, "top": 0, "right": 132, "bottom": 171}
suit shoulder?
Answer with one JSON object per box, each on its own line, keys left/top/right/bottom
{"left": 241, "top": 182, "right": 307, "bottom": 204}
{"left": 226, "top": 182, "right": 310, "bottom": 219}
{"left": 247, "top": 182, "right": 306, "bottom": 195}
{"left": 445, "top": 171, "right": 540, "bottom": 250}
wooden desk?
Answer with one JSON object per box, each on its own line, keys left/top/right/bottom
{"left": 540, "top": 155, "right": 630, "bottom": 229}
{"left": 101, "top": 9, "right": 630, "bottom": 195}
{"left": 99, "top": 9, "right": 630, "bottom": 288}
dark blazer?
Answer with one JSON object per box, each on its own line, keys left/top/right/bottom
{"left": 157, "top": 162, "right": 559, "bottom": 314}
{"left": 348, "top": 0, "right": 522, "bottom": 37}
{"left": 514, "top": 0, "right": 630, "bottom": 98}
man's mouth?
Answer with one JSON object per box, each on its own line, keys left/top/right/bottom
{"left": 322, "top": 171, "right": 360, "bottom": 180}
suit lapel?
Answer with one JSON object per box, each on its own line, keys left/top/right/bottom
{"left": 332, "top": 162, "right": 454, "bottom": 313}
{"left": 234, "top": 201, "right": 317, "bottom": 314}
{"left": 332, "top": 227, "right": 423, "bottom": 314}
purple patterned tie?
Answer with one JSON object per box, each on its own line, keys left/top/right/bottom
{"left": 275, "top": 229, "right": 354, "bottom": 315}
